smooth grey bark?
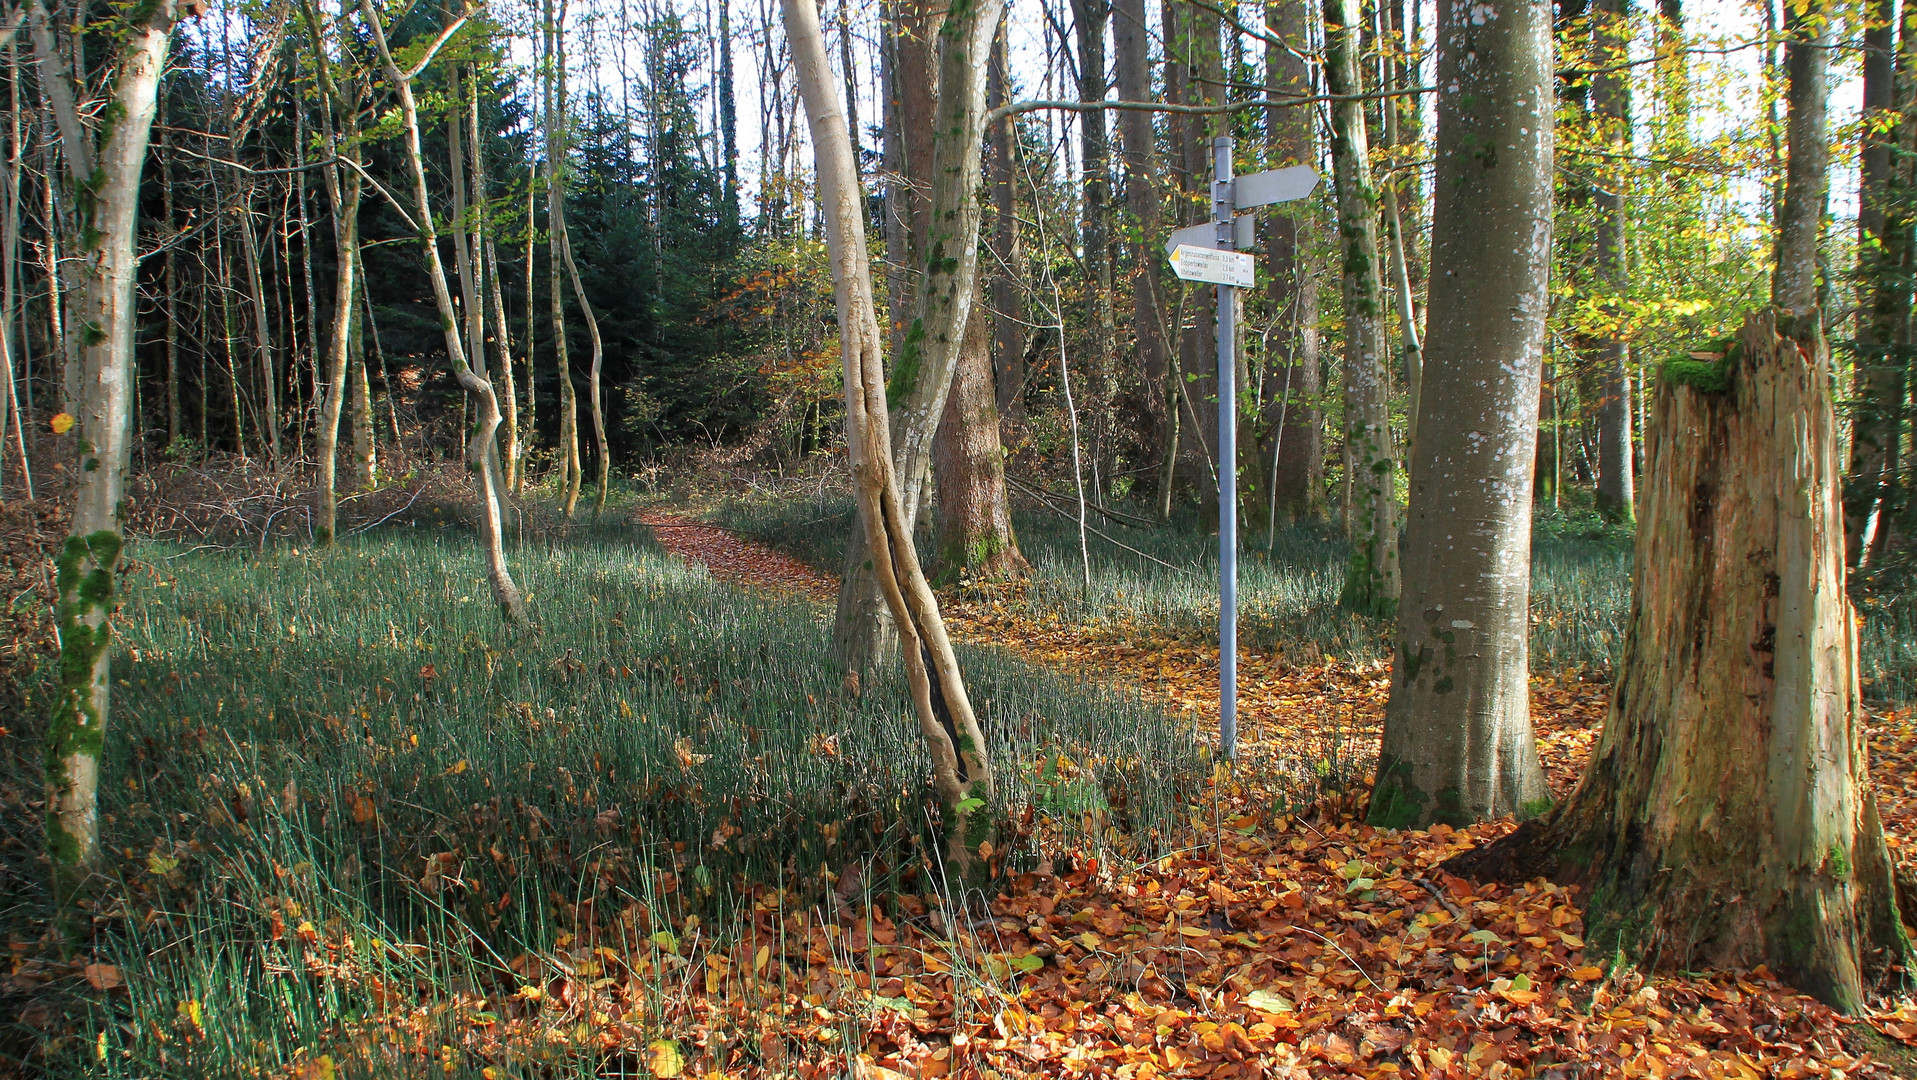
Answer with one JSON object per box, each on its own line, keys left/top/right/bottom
{"left": 987, "top": 20, "right": 1026, "bottom": 428}
{"left": 1371, "top": 0, "right": 1553, "bottom": 828}
{"left": 1592, "top": 0, "right": 1635, "bottom": 523}
{"left": 1070, "top": 0, "right": 1116, "bottom": 495}
{"left": 1773, "top": 0, "right": 1829, "bottom": 315}
{"left": 29, "top": 0, "right": 181, "bottom": 921}
{"left": 1323, "top": 0, "right": 1398, "bottom": 617}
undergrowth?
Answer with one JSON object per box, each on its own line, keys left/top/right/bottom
{"left": 0, "top": 523, "right": 1241, "bottom": 1077}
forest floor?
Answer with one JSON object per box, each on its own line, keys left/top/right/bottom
{"left": 0, "top": 462, "right": 1912, "bottom": 1079}
{"left": 636, "top": 506, "right": 1917, "bottom": 1080}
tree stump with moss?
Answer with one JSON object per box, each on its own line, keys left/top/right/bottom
{"left": 1447, "top": 310, "right": 1911, "bottom": 1012}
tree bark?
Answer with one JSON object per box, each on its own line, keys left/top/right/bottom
{"left": 1262, "top": 0, "right": 1324, "bottom": 526}
{"left": 1165, "top": 0, "right": 1222, "bottom": 515}
{"left": 1846, "top": 0, "right": 1911, "bottom": 568}
{"left": 785, "top": 0, "right": 997, "bottom": 883}
{"left": 544, "top": 0, "right": 582, "bottom": 514}
{"left": 238, "top": 185, "right": 281, "bottom": 464}
{"left": 934, "top": 278, "right": 1027, "bottom": 584}
{"left": 986, "top": 20, "right": 1026, "bottom": 431}
{"left": 833, "top": 0, "right": 1007, "bottom": 673}
{"left": 1114, "top": 0, "right": 1173, "bottom": 512}
{"left": 302, "top": 0, "right": 364, "bottom": 544}
{"left": 1071, "top": 0, "right": 1116, "bottom": 499}
{"left": 361, "top": 0, "right": 525, "bottom": 621}
{"left": 1449, "top": 313, "right": 1912, "bottom": 1013}
{"left": 1324, "top": 0, "right": 1398, "bottom": 617}
{"left": 1591, "top": 0, "right": 1635, "bottom": 523}
{"left": 1371, "top": 0, "right": 1553, "bottom": 829}
{"left": 29, "top": 0, "right": 180, "bottom": 923}
{"left": 1773, "top": 0, "right": 1829, "bottom": 316}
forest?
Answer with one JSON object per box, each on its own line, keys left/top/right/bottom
{"left": 1, "top": 0, "right": 1917, "bottom": 1072}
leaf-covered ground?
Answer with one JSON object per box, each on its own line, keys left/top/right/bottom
{"left": 633, "top": 510, "right": 1917, "bottom": 1080}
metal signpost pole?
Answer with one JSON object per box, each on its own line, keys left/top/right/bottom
{"left": 1213, "top": 134, "right": 1237, "bottom": 762}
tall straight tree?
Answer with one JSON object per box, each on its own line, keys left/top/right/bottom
{"left": 1370, "top": 0, "right": 1553, "bottom": 828}
{"left": 544, "top": 0, "right": 583, "bottom": 513}
{"left": 1846, "top": 0, "right": 1911, "bottom": 566}
{"left": 1262, "top": 0, "right": 1324, "bottom": 525}
{"left": 1773, "top": 0, "right": 1828, "bottom": 314}
{"left": 360, "top": 0, "right": 525, "bottom": 620}
{"left": 1451, "top": 0, "right": 1910, "bottom": 1010}
{"left": 784, "top": 0, "right": 997, "bottom": 880}
{"left": 28, "top": 0, "right": 188, "bottom": 919}
{"left": 986, "top": 18, "right": 1027, "bottom": 427}
{"left": 1113, "top": 0, "right": 1174, "bottom": 517}
{"left": 1323, "top": 0, "right": 1397, "bottom": 616}
{"left": 1071, "top": 0, "right": 1116, "bottom": 492}
{"left": 1591, "top": 0, "right": 1634, "bottom": 522}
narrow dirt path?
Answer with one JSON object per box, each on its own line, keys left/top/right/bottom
{"left": 636, "top": 510, "right": 838, "bottom": 604}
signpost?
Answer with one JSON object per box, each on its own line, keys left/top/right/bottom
{"left": 1166, "top": 137, "right": 1320, "bottom": 761}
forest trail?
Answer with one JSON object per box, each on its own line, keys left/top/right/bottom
{"left": 635, "top": 508, "right": 1607, "bottom": 796}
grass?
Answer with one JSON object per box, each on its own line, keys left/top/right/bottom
{"left": 0, "top": 521, "right": 1225, "bottom": 1078}
{"left": 706, "top": 492, "right": 1917, "bottom": 705}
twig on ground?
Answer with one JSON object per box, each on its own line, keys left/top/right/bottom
{"left": 1412, "top": 874, "right": 1467, "bottom": 921}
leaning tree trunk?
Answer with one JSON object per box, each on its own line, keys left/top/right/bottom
{"left": 1450, "top": 313, "right": 1912, "bottom": 1012}
{"left": 785, "top": 0, "right": 996, "bottom": 883}
{"left": 544, "top": 0, "right": 582, "bottom": 514}
{"left": 1324, "top": 0, "right": 1398, "bottom": 617}
{"left": 559, "top": 220, "right": 607, "bottom": 517}
{"left": 1371, "top": 0, "right": 1553, "bottom": 829}
{"left": 361, "top": 0, "right": 525, "bottom": 621}
{"left": 29, "top": 0, "right": 180, "bottom": 923}
{"left": 933, "top": 279, "right": 1027, "bottom": 584}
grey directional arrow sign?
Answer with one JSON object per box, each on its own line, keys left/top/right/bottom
{"left": 1231, "top": 165, "right": 1320, "bottom": 209}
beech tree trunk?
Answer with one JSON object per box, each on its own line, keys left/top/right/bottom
{"left": 1450, "top": 313, "right": 1912, "bottom": 1012}
{"left": 1324, "top": 0, "right": 1398, "bottom": 617}
{"left": 1114, "top": 0, "right": 1173, "bottom": 512}
{"left": 1592, "top": 0, "right": 1635, "bottom": 523}
{"left": 1071, "top": 0, "right": 1116, "bottom": 498}
{"left": 1371, "top": 0, "right": 1553, "bottom": 829}
{"left": 934, "top": 280, "right": 1026, "bottom": 584}
{"left": 833, "top": 0, "right": 1007, "bottom": 673}
{"left": 29, "top": 0, "right": 181, "bottom": 922}
{"left": 1261, "top": 0, "right": 1323, "bottom": 526}
{"left": 361, "top": 0, "right": 524, "bottom": 621}
{"left": 785, "top": 0, "right": 997, "bottom": 883}
{"left": 1773, "top": 0, "right": 1829, "bottom": 315}
{"left": 987, "top": 21, "right": 1026, "bottom": 431}
{"left": 1846, "top": 0, "right": 1911, "bottom": 568}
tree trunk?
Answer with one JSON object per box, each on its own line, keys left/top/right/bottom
{"left": 29, "top": 0, "right": 179, "bottom": 923}
{"left": 1591, "top": 0, "right": 1635, "bottom": 523}
{"left": 833, "top": 0, "right": 1006, "bottom": 673}
{"left": 786, "top": 0, "right": 997, "bottom": 883}
{"left": 238, "top": 185, "right": 281, "bottom": 465}
{"left": 517, "top": 164, "right": 536, "bottom": 494}
{"left": 1071, "top": 0, "right": 1116, "bottom": 500}
{"left": 544, "top": 0, "right": 582, "bottom": 514}
{"left": 1324, "top": 0, "right": 1398, "bottom": 617}
{"left": 1262, "top": 0, "right": 1323, "bottom": 526}
{"left": 1846, "top": 0, "right": 1911, "bottom": 567}
{"left": 559, "top": 215, "right": 607, "bottom": 517}
{"left": 361, "top": 0, "right": 525, "bottom": 621}
{"left": 1114, "top": 0, "right": 1173, "bottom": 512}
{"left": 1165, "top": 0, "right": 1222, "bottom": 515}
{"left": 1449, "top": 313, "right": 1912, "bottom": 1013}
{"left": 987, "top": 16, "right": 1026, "bottom": 431}
{"left": 934, "top": 279, "right": 1027, "bottom": 584}
{"left": 1371, "top": 0, "right": 1553, "bottom": 829}
{"left": 1773, "top": 0, "right": 1829, "bottom": 315}
{"left": 302, "top": 0, "right": 364, "bottom": 544}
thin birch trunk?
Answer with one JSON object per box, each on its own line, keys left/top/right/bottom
{"left": 301, "top": 0, "right": 363, "bottom": 543}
